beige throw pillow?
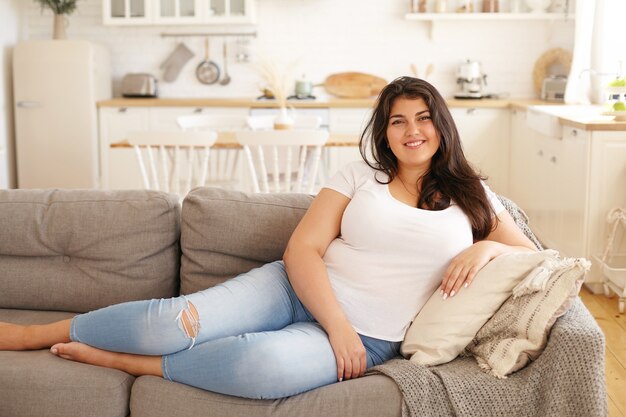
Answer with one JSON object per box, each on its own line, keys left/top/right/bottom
{"left": 465, "top": 257, "right": 589, "bottom": 378}
{"left": 401, "top": 249, "right": 560, "bottom": 366}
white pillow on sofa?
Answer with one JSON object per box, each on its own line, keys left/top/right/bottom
{"left": 400, "top": 249, "right": 560, "bottom": 366}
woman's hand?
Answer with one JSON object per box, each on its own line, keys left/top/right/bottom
{"left": 327, "top": 320, "right": 367, "bottom": 382}
{"left": 439, "top": 240, "right": 505, "bottom": 299}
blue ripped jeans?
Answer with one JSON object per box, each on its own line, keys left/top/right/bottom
{"left": 70, "top": 261, "right": 400, "bottom": 399}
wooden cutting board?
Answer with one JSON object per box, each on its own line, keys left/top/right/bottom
{"left": 324, "top": 72, "right": 387, "bottom": 99}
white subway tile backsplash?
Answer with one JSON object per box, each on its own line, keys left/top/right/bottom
{"left": 19, "top": 0, "right": 574, "bottom": 99}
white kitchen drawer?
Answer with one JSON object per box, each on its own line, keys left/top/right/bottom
{"left": 562, "top": 125, "right": 590, "bottom": 142}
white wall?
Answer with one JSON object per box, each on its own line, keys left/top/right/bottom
{"left": 0, "top": 0, "right": 21, "bottom": 188}
{"left": 19, "top": 0, "right": 575, "bottom": 99}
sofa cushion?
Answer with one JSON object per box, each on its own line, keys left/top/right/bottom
{"left": 465, "top": 257, "right": 589, "bottom": 378}
{"left": 180, "top": 187, "right": 313, "bottom": 294}
{"left": 0, "top": 309, "right": 134, "bottom": 417}
{"left": 400, "top": 250, "right": 561, "bottom": 366}
{"left": 0, "top": 189, "right": 180, "bottom": 313}
{"left": 130, "top": 374, "right": 401, "bottom": 417}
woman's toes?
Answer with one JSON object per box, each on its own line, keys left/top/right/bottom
{"left": 50, "top": 342, "right": 83, "bottom": 361}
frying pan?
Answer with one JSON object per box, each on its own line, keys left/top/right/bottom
{"left": 196, "top": 38, "right": 220, "bottom": 85}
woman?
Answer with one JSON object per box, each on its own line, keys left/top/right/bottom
{"left": 0, "top": 77, "right": 536, "bottom": 399}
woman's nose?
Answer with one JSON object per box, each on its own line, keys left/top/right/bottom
{"left": 407, "top": 121, "right": 420, "bottom": 134}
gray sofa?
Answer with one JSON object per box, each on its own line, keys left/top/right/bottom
{"left": 0, "top": 187, "right": 607, "bottom": 417}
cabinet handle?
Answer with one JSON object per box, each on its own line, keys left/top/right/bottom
{"left": 571, "top": 129, "right": 578, "bottom": 137}
{"left": 118, "top": 107, "right": 128, "bottom": 113}
{"left": 194, "top": 108, "right": 203, "bottom": 113}
{"left": 538, "top": 150, "right": 544, "bottom": 157}
{"left": 466, "top": 108, "right": 476, "bottom": 115}
{"left": 512, "top": 109, "right": 517, "bottom": 115}
{"left": 550, "top": 156, "right": 557, "bottom": 163}
{"left": 16, "top": 101, "right": 42, "bottom": 108}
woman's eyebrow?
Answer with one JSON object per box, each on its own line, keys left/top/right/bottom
{"left": 390, "top": 110, "right": 429, "bottom": 119}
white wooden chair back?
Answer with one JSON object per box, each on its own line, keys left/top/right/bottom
{"left": 126, "top": 131, "right": 217, "bottom": 198}
{"left": 246, "top": 115, "right": 322, "bottom": 130}
{"left": 235, "top": 129, "right": 329, "bottom": 194}
{"left": 176, "top": 114, "right": 248, "bottom": 189}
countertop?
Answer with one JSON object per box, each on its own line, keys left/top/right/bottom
{"left": 97, "top": 97, "right": 626, "bottom": 131}
{"left": 97, "top": 97, "right": 544, "bottom": 109}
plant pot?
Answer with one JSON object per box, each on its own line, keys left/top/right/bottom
{"left": 53, "top": 14, "right": 67, "bottom": 40}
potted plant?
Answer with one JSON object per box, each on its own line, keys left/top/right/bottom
{"left": 34, "top": 0, "right": 79, "bottom": 40}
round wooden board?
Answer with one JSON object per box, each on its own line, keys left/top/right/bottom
{"left": 324, "top": 72, "right": 387, "bottom": 99}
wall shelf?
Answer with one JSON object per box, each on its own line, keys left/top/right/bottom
{"left": 405, "top": 12, "right": 574, "bottom": 40}
{"left": 405, "top": 12, "right": 573, "bottom": 21}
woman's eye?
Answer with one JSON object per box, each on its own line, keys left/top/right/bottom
{"left": 391, "top": 119, "right": 404, "bottom": 125}
{"left": 418, "top": 115, "right": 431, "bottom": 121}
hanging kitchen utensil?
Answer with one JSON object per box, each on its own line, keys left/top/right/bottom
{"left": 219, "top": 41, "right": 231, "bottom": 86}
{"left": 196, "top": 38, "right": 220, "bottom": 85}
{"left": 161, "top": 42, "right": 195, "bottom": 83}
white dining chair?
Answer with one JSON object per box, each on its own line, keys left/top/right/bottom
{"left": 176, "top": 114, "right": 248, "bottom": 190}
{"left": 235, "top": 129, "right": 329, "bottom": 194}
{"left": 246, "top": 114, "right": 322, "bottom": 130}
{"left": 126, "top": 131, "right": 217, "bottom": 198}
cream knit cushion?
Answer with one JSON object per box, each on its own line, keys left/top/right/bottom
{"left": 401, "top": 249, "right": 560, "bottom": 366}
{"left": 465, "top": 257, "right": 590, "bottom": 378}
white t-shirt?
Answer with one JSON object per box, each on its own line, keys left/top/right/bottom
{"left": 322, "top": 161, "right": 505, "bottom": 341}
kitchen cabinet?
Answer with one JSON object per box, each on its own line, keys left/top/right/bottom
{"left": 154, "top": 0, "right": 204, "bottom": 24}
{"left": 103, "top": 0, "right": 256, "bottom": 25}
{"left": 509, "top": 109, "right": 626, "bottom": 293}
{"left": 450, "top": 107, "right": 510, "bottom": 195}
{"left": 525, "top": 126, "right": 589, "bottom": 259}
{"left": 509, "top": 109, "right": 534, "bottom": 212}
{"left": 99, "top": 107, "right": 150, "bottom": 189}
{"left": 103, "top": 0, "right": 152, "bottom": 25}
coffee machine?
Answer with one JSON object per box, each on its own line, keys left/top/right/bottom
{"left": 455, "top": 59, "right": 488, "bottom": 99}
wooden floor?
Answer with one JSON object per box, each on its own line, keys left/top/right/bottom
{"left": 579, "top": 287, "right": 626, "bottom": 417}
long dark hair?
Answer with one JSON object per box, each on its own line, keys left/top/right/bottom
{"left": 359, "top": 76, "right": 497, "bottom": 240}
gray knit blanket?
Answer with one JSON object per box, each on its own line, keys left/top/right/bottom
{"left": 369, "top": 196, "right": 608, "bottom": 417}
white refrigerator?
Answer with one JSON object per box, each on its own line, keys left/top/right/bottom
{"left": 13, "top": 40, "right": 111, "bottom": 188}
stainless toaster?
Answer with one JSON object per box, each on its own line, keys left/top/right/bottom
{"left": 121, "top": 73, "right": 158, "bottom": 98}
{"left": 541, "top": 75, "right": 567, "bottom": 102}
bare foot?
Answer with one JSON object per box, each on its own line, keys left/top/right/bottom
{"left": 50, "top": 342, "right": 116, "bottom": 368}
{"left": 0, "top": 322, "right": 26, "bottom": 350}
{"left": 50, "top": 342, "right": 163, "bottom": 377}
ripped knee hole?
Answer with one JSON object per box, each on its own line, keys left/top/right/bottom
{"left": 179, "top": 301, "right": 200, "bottom": 338}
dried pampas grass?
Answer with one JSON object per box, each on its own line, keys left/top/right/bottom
{"left": 252, "top": 53, "right": 298, "bottom": 109}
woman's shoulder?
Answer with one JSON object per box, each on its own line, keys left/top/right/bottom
{"left": 340, "top": 160, "right": 383, "bottom": 178}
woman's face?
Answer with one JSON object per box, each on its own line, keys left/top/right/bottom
{"left": 386, "top": 97, "right": 440, "bottom": 175}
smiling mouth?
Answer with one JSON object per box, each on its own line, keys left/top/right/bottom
{"left": 404, "top": 140, "right": 425, "bottom": 148}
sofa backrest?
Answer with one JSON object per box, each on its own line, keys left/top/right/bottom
{"left": 180, "top": 187, "right": 313, "bottom": 294}
{"left": 0, "top": 189, "right": 180, "bottom": 313}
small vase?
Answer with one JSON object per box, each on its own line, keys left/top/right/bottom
{"left": 53, "top": 14, "right": 67, "bottom": 40}
{"left": 274, "top": 107, "right": 294, "bottom": 130}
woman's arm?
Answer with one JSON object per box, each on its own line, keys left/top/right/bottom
{"left": 283, "top": 188, "right": 366, "bottom": 382}
{"left": 439, "top": 209, "right": 538, "bottom": 299}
